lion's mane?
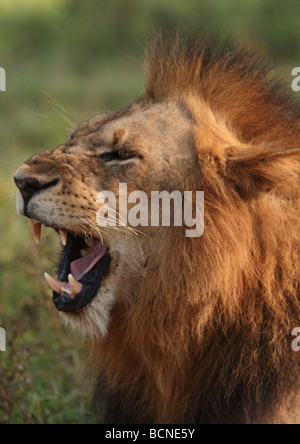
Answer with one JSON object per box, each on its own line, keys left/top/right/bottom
{"left": 93, "top": 37, "right": 300, "bottom": 424}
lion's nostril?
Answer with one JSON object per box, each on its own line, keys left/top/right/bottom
{"left": 14, "top": 176, "right": 59, "bottom": 203}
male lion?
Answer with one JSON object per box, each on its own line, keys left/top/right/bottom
{"left": 14, "top": 38, "right": 300, "bottom": 424}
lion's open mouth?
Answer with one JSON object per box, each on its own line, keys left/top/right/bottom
{"left": 32, "top": 221, "right": 111, "bottom": 313}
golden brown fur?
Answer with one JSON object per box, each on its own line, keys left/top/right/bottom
{"left": 15, "top": 37, "right": 300, "bottom": 424}
{"left": 94, "top": 38, "right": 300, "bottom": 424}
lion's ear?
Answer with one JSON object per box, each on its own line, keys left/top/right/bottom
{"left": 226, "top": 147, "right": 300, "bottom": 199}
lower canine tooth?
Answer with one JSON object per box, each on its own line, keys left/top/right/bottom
{"left": 68, "top": 274, "right": 83, "bottom": 295}
{"left": 31, "top": 221, "right": 42, "bottom": 245}
{"left": 44, "top": 273, "right": 67, "bottom": 294}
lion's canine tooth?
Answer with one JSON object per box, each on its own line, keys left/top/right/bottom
{"left": 68, "top": 274, "right": 83, "bottom": 295}
{"left": 31, "top": 220, "right": 42, "bottom": 245}
{"left": 59, "top": 230, "right": 67, "bottom": 246}
{"left": 44, "top": 273, "right": 67, "bottom": 294}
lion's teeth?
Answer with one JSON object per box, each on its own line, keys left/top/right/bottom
{"left": 44, "top": 273, "right": 67, "bottom": 294}
{"left": 44, "top": 273, "right": 82, "bottom": 298}
{"left": 61, "top": 286, "right": 74, "bottom": 297}
{"left": 59, "top": 230, "right": 67, "bottom": 246}
{"left": 31, "top": 220, "right": 42, "bottom": 245}
{"left": 68, "top": 274, "right": 83, "bottom": 295}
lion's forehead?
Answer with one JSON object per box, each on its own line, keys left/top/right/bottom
{"left": 69, "top": 101, "right": 193, "bottom": 147}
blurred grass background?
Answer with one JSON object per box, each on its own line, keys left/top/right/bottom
{"left": 1, "top": 0, "right": 300, "bottom": 424}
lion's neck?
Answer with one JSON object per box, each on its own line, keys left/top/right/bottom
{"left": 96, "top": 272, "right": 299, "bottom": 423}
{"left": 96, "top": 214, "right": 300, "bottom": 423}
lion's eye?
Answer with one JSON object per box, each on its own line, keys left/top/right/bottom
{"left": 100, "top": 148, "right": 137, "bottom": 162}
{"left": 115, "top": 148, "right": 136, "bottom": 160}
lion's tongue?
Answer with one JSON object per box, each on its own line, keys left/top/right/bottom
{"left": 71, "top": 241, "right": 108, "bottom": 282}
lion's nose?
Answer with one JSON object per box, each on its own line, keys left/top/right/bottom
{"left": 14, "top": 175, "right": 59, "bottom": 203}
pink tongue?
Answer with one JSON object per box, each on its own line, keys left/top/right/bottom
{"left": 71, "top": 241, "right": 108, "bottom": 282}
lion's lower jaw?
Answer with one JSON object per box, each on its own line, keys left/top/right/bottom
{"left": 60, "top": 289, "right": 116, "bottom": 339}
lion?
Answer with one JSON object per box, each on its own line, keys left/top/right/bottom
{"left": 14, "top": 37, "right": 300, "bottom": 424}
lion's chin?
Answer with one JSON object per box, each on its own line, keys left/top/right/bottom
{"left": 59, "top": 285, "right": 118, "bottom": 339}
